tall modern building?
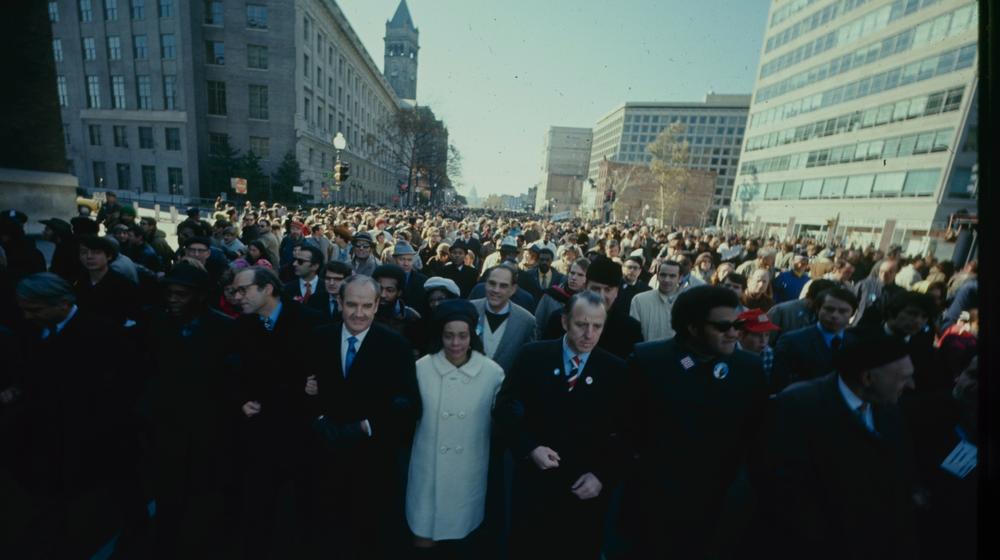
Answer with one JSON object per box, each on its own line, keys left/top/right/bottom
{"left": 732, "top": 0, "right": 978, "bottom": 248}
{"left": 50, "top": 0, "right": 407, "bottom": 204}
{"left": 535, "top": 126, "right": 593, "bottom": 214}
{"left": 588, "top": 94, "right": 751, "bottom": 224}
{"left": 383, "top": 0, "right": 418, "bottom": 101}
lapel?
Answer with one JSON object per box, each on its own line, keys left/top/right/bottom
{"left": 494, "top": 307, "right": 521, "bottom": 359}
{"left": 809, "top": 326, "right": 831, "bottom": 363}
{"left": 821, "top": 374, "right": 883, "bottom": 442}
{"left": 328, "top": 324, "right": 346, "bottom": 379}
{"left": 347, "top": 324, "right": 379, "bottom": 378}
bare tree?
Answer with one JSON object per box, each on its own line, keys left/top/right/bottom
{"left": 374, "top": 106, "right": 450, "bottom": 205}
{"left": 646, "top": 123, "right": 691, "bottom": 226}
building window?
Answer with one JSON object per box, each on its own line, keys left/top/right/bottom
{"left": 93, "top": 161, "right": 106, "bottom": 189}
{"left": 79, "top": 0, "right": 93, "bottom": 22}
{"left": 161, "top": 34, "right": 176, "bottom": 59}
{"left": 82, "top": 37, "right": 96, "bottom": 60}
{"left": 167, "top": 167, "right": 183, "bottom": 194}
{"left": 317, "top": 67, "right": 322, "bottom": 88}
{"left": 141, "top": 165, "right": 157, "bottom": 192}
{"left": 52, "top": 40, "right": 63, "bottom": 63}
{"left": 304, "top": 98, "right": 311, "bottom": 124}
{"left": 250, "top": 136, "right": 270, "bottom": 158}
{"left": 206, "top": 41, "right": 224, "bottom": 64}
{"left": 304, "top": 54, "right": 309, "bottom": 78}
{"left": 247, "top": 44, "right": 268, "bottom": 69}
{"left": 164, "top": 75, "right": 177, "bottom": 109}
{"left": 205, "top": 0, "right": 223, "bottom": 25}
{"left": 209, "top": 132, "right": 228, "bottom": 154}
{"left": 249, "top": 85, "right": 268, "bottom": 119}
{"left": 135, "top": 75, "right": 151, "bottom": 109}
{"left": 134, "top": 35, "right": 148, "bottom": 59}
{"left": 139, "top": 126, "right": 154, "bottom": 148}
{"left": 246, "top": 4, "right": 268, "bottom": 29}
{"left": 117, "top": 163, "right": 130, "bottom": 190}
{"left": 108, "top": 36, "right": 121, "bottom": 60}
{"left": 105, "top": 0, "right": 118, "bottom": 20}
{"left": 165, "top": 127, "right": 180, "bottom": 150}
{"left": 111, "top": 75, "right": 126, "bottom": 108}
{"left": 86, "top": 75, "right": 101, "bottom": 108}
{"left": 48, "top": 2, "right": 59, "bottom": 22}
{"left": 317, "top": 107, "right": 324, "bottom": 130}
{"left": 57, "top": 76, "right": 68, "bottom": 106}
{"left": 88, "top": 125, "right": 102, "bottom": 146}
{"left": 304, "top": 16, "right": 310, "bottom": 40}
{"left": 207, "top": 81, "right": 227, "bottom": 115}
{"left": 158, "top": 0, "right": 173, "bottom": 18}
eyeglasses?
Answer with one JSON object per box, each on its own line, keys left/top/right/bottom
{"left": 293, "top": 257, "right": 313, "bottom": 265}
{"left": 354, "top": 243, "right": 372, "bottom": 250}
{"left": 704, "top": 319, "right": 746, "bottom": 333}
{"left": 185, "top": 247, "right": 209, "bottom": 254}
{"left": 228, "top": 283, "right": 256, "bottom": 297}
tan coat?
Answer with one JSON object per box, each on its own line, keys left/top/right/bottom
{"left": 405, "top": 350, "right": 505, "bottom": 541}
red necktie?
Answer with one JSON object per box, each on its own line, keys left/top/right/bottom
{"left": 303, "top": 281, "right": 312, "bottom": 303}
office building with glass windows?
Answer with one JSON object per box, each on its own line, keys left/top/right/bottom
{"left": 49, "top": 0, "right": 408, "bottom": 203}
{"left": 732, "top": 0, "right": 978, "bottom": 248}
{"left": 587, "top": 94, "right": 751, "bottom": 225}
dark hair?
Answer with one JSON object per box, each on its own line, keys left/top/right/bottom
{"left": 815, "top": 287, "right": 860, "bottom": 312}
{"left": 671, "top": 286, "right": 740, "bottom": 341}
{"left": 372, "top": 264, "right": 406, "bottom": 289}
{"left": 296, "top": 244, "right": 325, "bottom": 266}
{"left": 324, "top": 260, "right": 352, "bottom": 277}
{"left": 127, "top": 223, "right": 144, "bottom": 237}
{"left": 722, "top": 272, "right": 747, "bottom": 289}
{"left": 486, "top": 263, "right": 518, "bottom": 284}
{"left": 804, "top": 279, "right": 838, "bottom": 300}
{"left": 247, "top": 239, "right": 275, "bottom": 265}
{"left": 658, "top": 260, "right": 682, "bottom": 274}
{"left": 538, "top": 247, "right": 554, "bottom": 258}
{"left": 79, "top": 234, "right": 118, "bottom": 259}
{"left": 241, "top": 266, "right": 283, "bottom": 297}
{"left": 563, "top": 290, "right": 605, "bottom": 316}
{"left": 425, "top": 317, "right": 485, "bottom": 356}
{"left": 886, "top": 291, "right": 937, "bottom": 319}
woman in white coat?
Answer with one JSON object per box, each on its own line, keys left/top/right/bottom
{"left": 406, "top": 299, "right": 505, "bottom": 556}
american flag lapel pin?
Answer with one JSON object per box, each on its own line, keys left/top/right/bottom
{"left": 680, "top": 355, "right": 695, "bottom": 370}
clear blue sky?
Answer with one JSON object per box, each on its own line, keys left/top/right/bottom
{"left": 339, "top": 0, "right": 771, "bottom": 197}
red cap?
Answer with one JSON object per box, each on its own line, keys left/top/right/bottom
{"left": 738, "top": 308, "right": 780, "bottom": 333}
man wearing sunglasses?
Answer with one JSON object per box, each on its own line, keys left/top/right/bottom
{"left": 350, "top": 231, "right": 381, "bottom": 276}
{"left": 624, "top": 285, "right": 768, "bottom": 559}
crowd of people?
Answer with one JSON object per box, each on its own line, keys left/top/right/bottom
{"left": 0, "top": 192, "right": 980, "bottom": 559}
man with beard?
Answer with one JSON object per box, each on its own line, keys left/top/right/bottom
{"left": 143, "top": 262, "right": 236, "bottom": 558}
{"left": 372, "top": 263, "right": 422, "bottom": 339}
{"left": 624, "top": 286, "right": 768, "bottom": 558}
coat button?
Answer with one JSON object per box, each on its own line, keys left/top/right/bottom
{"left": 440, "top": 446, "right": 449, "bottom": 453}
{"left": 442, "top": 411, "right": 451, "bottom": 418}
{"left": 455, "top": 445, "right": 464, "bottom": 454}
{"left": 458, "top": 411, "right": 466, "bottom": 419}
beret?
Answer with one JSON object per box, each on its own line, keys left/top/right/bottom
{"left": 587, "top": 256, "right": 623, "bottom": 286}
{"left": 833, "top": 333, "right": 911, "bottom": 376}
{"left": 424, "top": 276, "right": 461, "bottom": 298}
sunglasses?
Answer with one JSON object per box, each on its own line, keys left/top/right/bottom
{"left": 354, "top": 243, "right": 372, "bottom": 249}
{"left": 704, "top": 319, "right": 746, "bottom": 333}
{"left": 293, "top": 257, "right": 313, "bottom": 265}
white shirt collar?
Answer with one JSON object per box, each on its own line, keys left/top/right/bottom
{"left": 341, "top": 323, "right": 371, "bottom": 347}
{"left": 837, "top": 374, "right": 875, "bottom": 432}
{"left": 300, "top": 275, "right": 319, "bottom": 293}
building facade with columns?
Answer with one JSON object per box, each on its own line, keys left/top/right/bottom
{"left": 731, "top": 0, "right": 978, "bottom": 250}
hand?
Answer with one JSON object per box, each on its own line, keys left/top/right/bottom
{"left": 305, "top": 375, "right": 318, "bottom": 396}
{"left": 242, "top": 401, "right": 261, "bottom": 417}
{"left": 530, "top": 446, "right": 561, "bottom": 470}
{"left": 570, "top": 472, "right": 603, "bottom": 500}
{"left": 360, "top": 419, "right": 372, "bottom": 437}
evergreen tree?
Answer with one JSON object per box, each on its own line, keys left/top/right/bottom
{"left": 204, "top": 135, "right": 241, "bottom": 198}
{"left": 271, "top": 151, "right": 303, "bottom": 203}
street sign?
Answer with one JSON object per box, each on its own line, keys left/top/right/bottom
{"left": 292, "top": 185, "right": 305, "bottom": 193}
{"left": 231, "top": 177, "right": 247, "bottom": 194}
{"left": 320, "top": 186, "right": 330, "bottom": 200}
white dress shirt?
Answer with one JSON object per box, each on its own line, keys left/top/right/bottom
{"left": 340, "top": 324, "right": 372, "bottom": 436}
{"left": 299, "top": 275, "right": 319, "bottom": 298}
{"left": 838, "top": 375, "right": 875, "bottom": 432}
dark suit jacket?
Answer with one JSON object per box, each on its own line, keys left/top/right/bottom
{"left": 626, "top": 338, "right": 767, "bottom": 541}
{"left": 542, "top": 307, "right": 643, "bottom": 361}
{"left": 441, "top": 263, "right": 478, "bottom": 298}
{"left": 518, "top": 267, "right": 565, "bottom": 301}
{"left": 402, "top": 269, "right": 428, "bottom": 315}
{"left": 282, "top": 277, "right": 330, "bottom": 317}
{"left": 751, "top": 373, "right": 917, "bottom": 560}
{"left": 773, "top": 324, "right": 859, "bottom": 391}
{"left": 233, "top": 301, "right": 325, "bottom": 461}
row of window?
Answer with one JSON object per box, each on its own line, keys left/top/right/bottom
{"left": 84, "top": 123, "right": 181, "bottom": 151}
{"left": 750, "top": 43, "right": 976, "bottom": 128}
{"left": 51, "top": 1, "right": 267, "bottom": 30}
{"left": 57, "top": 34, "right": 175, "bottom": 63}
{"left": 756, "top": 3, "right": 977, "bottom": 103}
{"left": 625, "top": 113, "right": 745, "bottom": 126}
{"left": 741, "top": 127, "right": 954, "bottom": 176}
{"left": 765, "top": 0, "right": 872, "bottom": 53}
{"left": 204, "top": 81, "right": 268, "bottom": 120}
{"left": 59, "top": 74, "right": 178, "bottom": 111}
{"left": 760, "top": 0, "right": 941, "bottom": 79}
{"left": 741, "top": 169, "right": 942, "bottom": 201}
{"left": 624, "top": 123, "right": 745, "bottom": 136}
{"left": 207, "top": 133, "right": 271, "bottom": 159}
{"left": 769, "top": 0, "right": 820, "bottom": 28}
{"left": 58, "top": 0, "right": 174, "bottom": 24}
{"left": 89, "top": 161, "right": 183, "bottom": 194}
{"left": 745, "top": 86, "right": 964, "bottom": 153}
{"left": 203, "top": 41, "right": 270, "bottom": 69}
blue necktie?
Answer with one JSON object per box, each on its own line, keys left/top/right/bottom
{"left": 261, "top": 316, "right": 275, "bottom": 332}
{"left": 344, "top": 336, "right": 358, "bottom": 377}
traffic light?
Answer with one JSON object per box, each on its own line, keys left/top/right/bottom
{"left": 333, "top": 162, "right": 351, "bottom": 184}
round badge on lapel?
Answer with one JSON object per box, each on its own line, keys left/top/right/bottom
{"left": 712, "top": 362, "right": 729, "bottom": 380}
{"left": 553, "top": 368, "right": 560, "bottom": 376}
{"left": 585, "top": 376, "right": 593, "bottom": 385}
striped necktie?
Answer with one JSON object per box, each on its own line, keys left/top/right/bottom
{"left": 567, "top": 355, "right": 581, "bottom": 391}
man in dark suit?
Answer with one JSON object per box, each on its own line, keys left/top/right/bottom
{"left": 752, "top": 334, "right": 919, "bottom": 560}
{"left": 853, "top": 260, "right": 905, "bottom": 327}
{"left": 768, "top": 279, "right": 837, "bottom": 345}
{"left": 773, "top": 287, "right": 860, "bottom": 392}
{"left": 441, "top": 240, "right": 478, "bottom": 298}
{"left": 308, "top": 275, "right": 421, "bottom": 559}
{"left": 393, "top": 240, "right": 428, "bottom": 316}
{"left": 229, "top": 266, "right": 326, "bottom": 559}
{"left": 321, "top": 260, "right": 351, "bottom": 322}
{"left": 618, "top": 253, "right": 651, "bottom": 313}
{"left": 874, "top": 291, "right": 939, "bottom": 394}
{"left": 518, "top": 246, "right": 564, "bottom": 302}
{"left": 283, "top": 244, "right": 330, "bottom": 317}
{"left": 495, "top": 291, "right": 628, "bottom": 559}
{"left": 624, "top": 286, "right": 768, "bottom": 558}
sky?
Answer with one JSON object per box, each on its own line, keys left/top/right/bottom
{"left": 339, "top": 0, "right": 771, "bottom": 197}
